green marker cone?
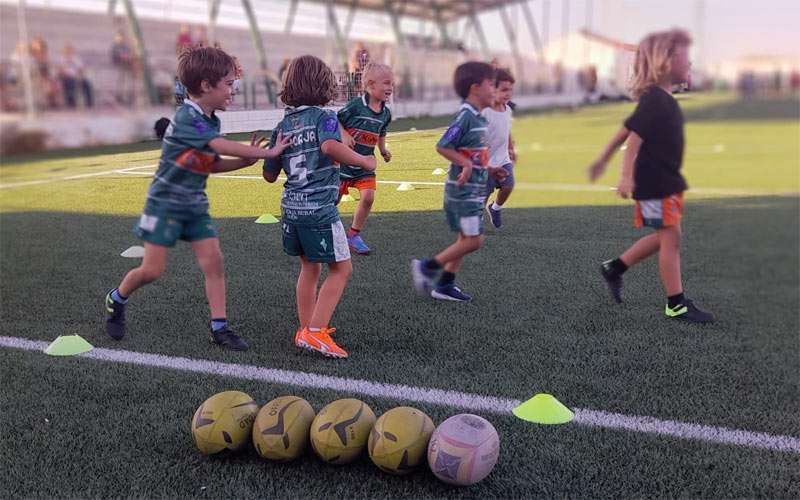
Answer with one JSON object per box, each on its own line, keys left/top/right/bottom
{"left": 45, "top": 335, "right": 94, "bottom": 356}
{"left": 512, "top": 393, "right": 574, "bottom": 424}
{"left": 255, "top": 214, "right": 279, "bottom": 224}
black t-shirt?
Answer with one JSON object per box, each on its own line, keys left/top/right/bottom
{"left": 624, "top": 86, "right": 688, "bottom": 199}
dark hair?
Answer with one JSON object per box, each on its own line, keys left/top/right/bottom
{"left": 496, "top": 67, "right": 515, "bottom": 85}
{"left": 177, "top": 46, "right": 235, "bottom": 97}
{"left": 453, "top": 61, "right": 496, "bottom": 99}
{"left": 154, "top": 117, "right": 171, "bottom": 140}
{"left": 279, "top": 55, "right": 336, "bottom": 107}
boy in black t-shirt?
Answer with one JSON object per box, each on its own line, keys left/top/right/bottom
{"left": 588, "top": 29, "right": 713, "bottom": 324}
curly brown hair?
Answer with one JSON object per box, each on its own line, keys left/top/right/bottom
{"left": 177, "top": 46, "right": 235, "bottom": 97}
{"left": 279, "top": 55, "right": 336, "bottom": 107}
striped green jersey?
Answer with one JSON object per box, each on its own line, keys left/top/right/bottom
{"left": 264, "top": 106, "right": 343, "bottom": 225}
{"left": 337, "top": 93, "right": 391, "bottom": 180}
{"left": 437, "top": 102, "right": 489, "bottom": 208}
{"left": 145, "top": 100, "right": 221, "bottom": 216}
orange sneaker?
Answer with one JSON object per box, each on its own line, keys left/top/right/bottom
{"left": 295, "top": 327, "right": 348, "bottom": 358}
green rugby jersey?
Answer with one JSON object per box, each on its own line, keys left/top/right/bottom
{"left": 337, "top": 93, "right": 391, "bottom": 180}
{"left": 437, "top": 102, "right": 489, "bottom": 209}
{"left": 264, "top": 106, "right": 343, "bottom": 225}
{"left": 144, "top": 100, "right": 221, "bottom": 216}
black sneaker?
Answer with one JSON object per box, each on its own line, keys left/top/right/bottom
{"left": 665, "top": 299, "right": 714, "bottom": 324}
{"left": 211, "top": 327, "right": 249, "bottom": 351}
{"left": 104, "top": 291, "right": 126, "bottom": 340}
{"left": 600, "top": 260, "right": 623, "bottom": 303}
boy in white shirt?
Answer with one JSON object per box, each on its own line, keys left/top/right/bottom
{"left": 483, "top": 68, "right": 516, "bottom": 228}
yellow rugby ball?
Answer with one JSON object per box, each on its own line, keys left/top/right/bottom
{"left": 191, "top": 391, "right": 259, "bottom": 455}
{"left": 252, "top": 396, "right": 315, "bottom": 461}
{"left": 310, "top": 398, "right": 376, "bottom": 464}
{"left": 368, "top": 406, "right": 435, "bottom": 475}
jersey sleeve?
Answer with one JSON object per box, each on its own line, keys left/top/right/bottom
{"left": 337, "top": 102, "right": 354, "bottom": 127}
{"left": 262, "top": 127, "right": 283, "bottom": 176}
{"left": 317, "top": 109, "right": 342, "bottom": 145}
{"left": 171, "top": 107, "right": 221, "bottom": 151}
{"left": 437, "top": 113, "right": 467, "bottom": 150}
{"left": 624, "top": 90, "right": 659, "bottom": 140}
{"left": 379, "top": 108, "right": 392, "bottom": 137}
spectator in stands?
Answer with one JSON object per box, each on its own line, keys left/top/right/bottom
{"left": 176, "top": 24, "right": 193, "bottom": 54}
{"left": 30, "top": 36, "right": 60, "bottom": 109}
{"left": 349, "top": 42, "right": 370, "bottom": 94}
{"left": 58, "top": 42, "right": 94, "bottom": 108}
{"left": 111, "top": 31, "right": 135, "bottom": 105}
{"left": 195, "top": 25, "right": 209, "bottom": 48}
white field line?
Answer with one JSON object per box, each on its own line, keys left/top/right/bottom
{"left": 0, "top": 164, "right": 157, "bottom": 189}
{"left": 1, "top": 335, "right": 798, "bottom": 454}
{"left": 5, "top": 163, "right": 794, "bottom": 197}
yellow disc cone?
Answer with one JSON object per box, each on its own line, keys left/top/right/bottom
{"left": 339, "top": 194, "right": 355, "bottom": 202}
{"left": 431, "top": 168, "right": 446, "bottom": 175}
{"left": 45, "top": 335, "right": 94, "bottom": 356}
{"left": 255, "top": 214, "right": 279, "bottom": 224}
{"left": 512, "top": 393, "right": 574, "bottom": 424}
{"left": 397, "top": 182, "right": 415, "bottom": 191}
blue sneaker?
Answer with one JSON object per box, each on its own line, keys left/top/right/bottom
{"left": 211, "top": 327, "right": 249, "bottom": 351}
{"left": 411, "top": 259, "right": 439, "bottom": 295}
{"left": 104, "top": 290, "right": 126, "bottom": 340}
{"left": 431, "top": 283, "right": 472, "bottom": 302}
{"left": 485, "top": 202, "right": 503, "bottom": 228}
{"left": 348, "top": 233, "right": 371, "bottom": 255}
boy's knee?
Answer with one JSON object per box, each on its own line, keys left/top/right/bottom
{"left": 139, "top": 265, "right": 164, "bottom": 283}
{"left": 200, "top": 251, "right": 225, "bottom": 277}
{"left": 361, "top": 191, "right": 375, "bottom": 206}
{"left": 332, "top": 260, "right": 353, "bottom": 279}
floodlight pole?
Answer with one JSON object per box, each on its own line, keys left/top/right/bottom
{"left": 326, "top": 0, "right": 350, "bottom": 72}
{"left": 499, "top": 6, "right": 525, "bottom": 90}
{"left": 208, "top": 0, "right": 220, "bottom": 45}
{"left": 16, "top": 0, "right": 36, "bottom": 118}
{"left": 344, "top": 0, "right": 360, "bottom": 38}
{"left": 241, "top": 0, "right": 276, "bottom": 105}
{"left": 115, "top": 0, "right": 159, "bottom": 106}
{"left": 468, "top": 9, "right": 490, "bottom": 59}
{"left": 521, "top": 0, "right": 545, "bottom": 63}
{"left": 285, "top": 0, "right": 299, "bottom": 33}
{"left": 384, "top": 0, "right": 412, "bottom": 97}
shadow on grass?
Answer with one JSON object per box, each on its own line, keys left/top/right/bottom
{"left": 684, "top": 96, "right": 800, "bottom": 122}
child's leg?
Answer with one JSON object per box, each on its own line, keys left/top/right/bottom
{"left": 495, "top": 185, "right": 513, "bottom": 206}
{"left": 309, "top": 259, "right": 353, "bottom": 329}
{"left": 434, "top": 233, "right": 484, "bottom": 268}
{"left": 297, "top": 256, "right": 322, "bottom": 328}
{"left": 619, "top": 232, "right": 660, "bottom": 267}
{"left": 350, "top": 189, "right": 375, "bottom": 232}
{"left": 118, "top": 242, "right": 169, "bottom": 296}
{"left": 657, "top": 224, "right": 683, "bottom": 296}
{"left": 191, "top": 237, "right": 226, "bottom": 320}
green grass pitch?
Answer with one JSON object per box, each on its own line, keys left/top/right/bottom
{"left": 1, "top": 93, "right": 798, "bottom": 498}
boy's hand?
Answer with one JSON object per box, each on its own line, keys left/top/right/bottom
{"left": 239, "top": 133, "right": 267, "bottom": 166}
{"left": 616, "top": 176, "right": 634, "bottom": 199}
{"left": 381, "top": 149, "right": 392, "bottom": 162}
{"left": 456, "top": 163, "right": 473, "bottom": 186}
{"left": 341, "top": 128, "right": 355, "bottom": 149}
{"left": 587, "top": 159, "right": 607, "bottom": 183}
{"left": 488, "top": 166, "right": 508, "bottom": 181}
{"left": 264, "top": 131, "right": 292, "bottom": 159}
{"left": 362, "top": 155, "right": 377, "bottom": 171}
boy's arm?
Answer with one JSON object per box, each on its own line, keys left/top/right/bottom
{"left": 321, "top": 140, "right": 376, "bottom": 171}
{"left": 378, "top": 136, "right": 391, "bottom": 162}
{"left": 617, "top": 131, "right": 642, "bottom": 199}
{"left": 508, "top": 134, "right": 516, "bottom": 163}
{"left": 209, "top": 131, "right": 290, "bottom": 161}
{"left": 210, "top": 133, "right": 267, "bottom": 173}
{"left": 587, "top": 126, "right": 630, "bottom": 182}
{"left": 436, "top": 146, "right": 473, "bottom": 186}
{"left": 340, "top": 125, "right": 355, "bottom": 148}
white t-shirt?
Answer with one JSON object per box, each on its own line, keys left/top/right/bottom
{"left": 482, "top": 105, "right": 513, "bottom": 167}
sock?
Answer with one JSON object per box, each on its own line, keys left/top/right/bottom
{"left": 211, "top": 318, "right": 227, "bottom": 332}
{"left": 348, "top": 227, "right": 360, "bottom": 238}
{"left": 111, "top": 288, "right": 128, "bottom": 304}
{"left": 608, "top": 258, "right": 629, "bottom": 275}
{"left": 423, "top": 259, "right": 442, "bottom": 271}
{"left": 437, "top": 271, "right": 456, "bottom": 287}
{"left": 667, "top": 293, "right": 685, "bottom": 308}
{"left": 309, "top": 327, "right": 321, "bottom": 333}
{"left": 491, "top": 202, "right": 502, "bottom": 210}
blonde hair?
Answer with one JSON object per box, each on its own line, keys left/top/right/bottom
{"left": 362, "top": 62, "right": 393, "bottom": 85}
{"left": 629, "top": 29, "right": 691, "bottom": 100}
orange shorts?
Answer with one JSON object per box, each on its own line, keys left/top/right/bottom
{"left": 634, "top": 192, "right": 684, "bottom": 229}
{"left": 338, "top": 176, "right": 377, "bottom": 203}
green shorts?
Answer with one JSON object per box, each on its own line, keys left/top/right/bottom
{"left": 444, "top": 203, "right": 484, "bottom": 236}
{"left": 133, "top": 212, "right": 217, "bottom": 247}
{"left": 282, "top": 219, "right": 351, "bottom": 263}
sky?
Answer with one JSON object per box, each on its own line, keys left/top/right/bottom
{"left": 5, "top": 0, "right": 800, "bottom": 67}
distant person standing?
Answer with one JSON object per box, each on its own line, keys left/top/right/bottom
{"left": 58, "top": 42, "right": 94, "bottom": 108}
{"left": 111, "top": 31, "right": 135, "bottom": 105}
{"left": 176, "top": 24, "right": 193, "bottom": 54}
